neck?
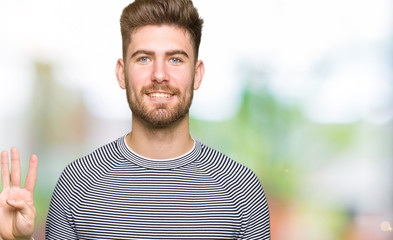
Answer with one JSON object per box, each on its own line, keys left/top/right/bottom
{"left": 125, "top": 114, "right": 194, "bottom": 160}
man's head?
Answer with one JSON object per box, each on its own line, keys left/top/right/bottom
{"left": 120, "top": 0, "right": 203, "bottom": 62}
{"left": 115, "top": 1, "right": 205, "bottom": 128}
{"left": 116, "top": 25, "right": 204, "bottom": 128}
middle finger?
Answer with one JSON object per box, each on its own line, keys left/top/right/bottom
{"left": 10, "top": 147, "right": 21, "bottom": 188}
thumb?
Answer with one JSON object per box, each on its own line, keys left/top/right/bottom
{"left": 6, "top": 199, "right": 35, "bottom": 216}
{"left": 6, "top": 199, "right": 35, "bottom": 237}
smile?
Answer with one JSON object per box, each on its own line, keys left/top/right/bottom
{"left": 147, "top": 92, "right": 173, "bottom": 98}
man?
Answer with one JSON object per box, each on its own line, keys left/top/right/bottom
{"left": 1, "top": 0, "right": 270, "bottom": 239}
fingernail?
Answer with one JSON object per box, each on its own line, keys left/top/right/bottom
{"left": 8, "top": 199, "right": 16, "bottom": 204}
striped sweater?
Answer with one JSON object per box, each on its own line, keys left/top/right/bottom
{"left": 46, "top": 136, "right": 270, "bottom": 239}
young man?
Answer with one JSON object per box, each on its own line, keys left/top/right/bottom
{"left": 1, "top": 0, "right": 270, "bottom": 239}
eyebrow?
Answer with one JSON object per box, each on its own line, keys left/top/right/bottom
{"left": 130, "top": 49, "right": 190, "bottom": 59}
{"left": 130, "top": 50, "right": 154, "bottom": 59}
{"left": 165, "top": 50, "right": 189, "bottom": 59}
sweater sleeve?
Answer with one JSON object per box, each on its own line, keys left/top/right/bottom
{"left": 240, "top": 170, "right": 271, "bottom": 239}
{"left": 199, "top": 145, "right": 271, "bottom": 239}
{"left": 45, "top": 165, "right": 78, "bottom": 239}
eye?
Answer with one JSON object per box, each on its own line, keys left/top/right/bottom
{"left": 138, "top": 57, "right": 151, "bottom": 63}
{"left": 169, "top": 57, "right": 182, "bottom": 64}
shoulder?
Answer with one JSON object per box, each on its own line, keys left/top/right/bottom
{"left": 60, "top": 137, "right": 125, "bottom": 184}
{"left": 198, "top": 143, "right": 262, "bottom": 189}
{"left": 198, "top": 143, "right": 268, "bottom": 211}
{"left": 47, "top": 137, "right": 127, "bottom": 228}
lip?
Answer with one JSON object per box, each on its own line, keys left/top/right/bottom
{"left": 147, "top": 90, "right": 174, "bottom": 94}
{"left": 145, "top": 91, "right": 175, "bottom": 102}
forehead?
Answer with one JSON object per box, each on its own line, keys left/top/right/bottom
{"left": 128, "top": 25, "right": 194, "bottom": 57}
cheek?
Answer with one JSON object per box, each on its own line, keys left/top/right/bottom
{"left": 171, "top": 70, "right": 194, "bottom": 90}
{"left": 127, "top": 68, "right": 150, "bottom": 87}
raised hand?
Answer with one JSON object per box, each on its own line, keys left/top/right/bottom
{"left": 0, "top": 148, "right": 38, "bottom": 240}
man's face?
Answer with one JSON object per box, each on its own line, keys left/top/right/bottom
{"left": 116, "top": 25, "right": 204, "bottom": 128}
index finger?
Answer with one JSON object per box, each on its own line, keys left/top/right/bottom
{"left": 24, "top": 154, "right": 38, "bottom": 193}
{"left": 1, "top": 151, "right": 10, "bottom": 189}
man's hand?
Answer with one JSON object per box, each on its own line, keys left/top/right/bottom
{"left": 0, "top": 148, "right": 38, "bottom": 240}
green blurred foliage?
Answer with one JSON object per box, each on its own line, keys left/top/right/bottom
{"left": 190, "top": 85, "right": 304, "bottom": 198}
{"left": 191, "top": 77, "right": 361, "bottom": 200}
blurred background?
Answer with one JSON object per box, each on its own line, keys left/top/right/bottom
{"left": 0, "top": 0, "right": 392, "bottom": 239}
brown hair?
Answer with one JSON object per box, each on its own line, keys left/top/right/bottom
{"left": 120, "top": 0, "right": 204, "bottom": 61}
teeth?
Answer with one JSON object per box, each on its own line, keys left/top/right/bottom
{"left": 149, "top": 92, "right": 172, "bottom": 98}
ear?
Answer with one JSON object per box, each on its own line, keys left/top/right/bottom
{"left": 193, "top": 60, "right": 205, "bottom": 90}
{"left": 116, "top": 58, "right": 126, "bottom": 89}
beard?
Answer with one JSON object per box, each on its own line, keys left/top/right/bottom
{"left": 125, "top": 78, "right": 194, "bottom": 128}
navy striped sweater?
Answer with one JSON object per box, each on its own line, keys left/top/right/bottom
{"left": 46, "top": 136, "right": 270, "bottom": 239}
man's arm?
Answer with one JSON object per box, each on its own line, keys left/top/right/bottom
{"left": 0, "top": 148, "right": 37, "bottom": 240}
{"left": 240, "top": 170, "right": 271, "bottom": 239}
{"left": 45, "top": 164, "right": 78, "bottom": 239}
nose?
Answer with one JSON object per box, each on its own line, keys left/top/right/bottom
{"left": 152, "top": 60, "right": 168, "bottom": 83}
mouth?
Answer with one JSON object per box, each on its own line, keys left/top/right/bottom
{"left": 147, "top": 92, "right": 174, "bottom": 99}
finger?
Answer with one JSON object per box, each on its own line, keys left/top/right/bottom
{"left": 1, "top": 151, "right": 10, "bottom": 189}
{"left": 6, "top": 199, "right": 36, "bottom": 217}
{"left": 10, "top": 147, "right": 21, "bottom": 188}
{"left": 6, "top": 199, "right": 35, "bottom": 237}
{"left": 24, "top": 154, "right": 38, "bottom": 193}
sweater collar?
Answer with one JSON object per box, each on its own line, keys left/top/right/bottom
{"left": 117, "top": 135, "right": 202, "bottom": 169}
